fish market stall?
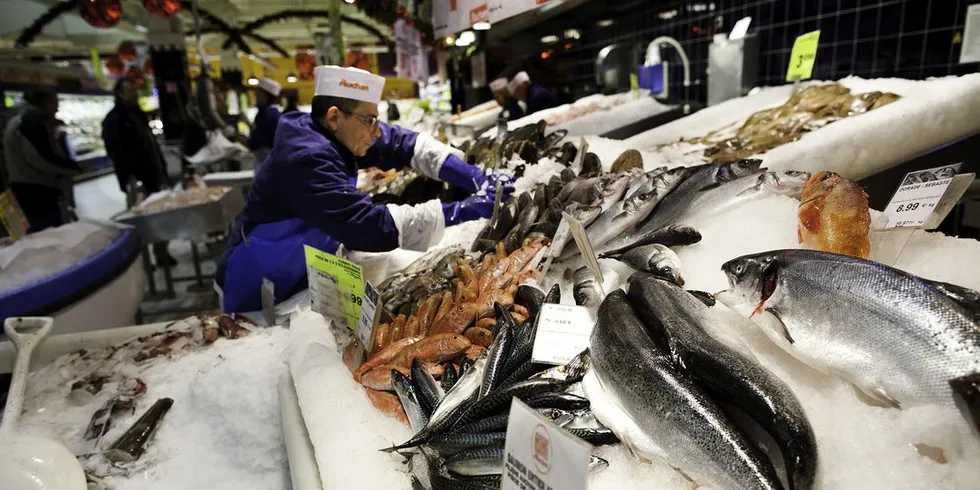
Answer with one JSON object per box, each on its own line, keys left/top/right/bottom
{"left": 623, "top": 75, "right": 980, "bottom": 180}
{"left": 2, "top": 315, "right": 290, "bottom": 490}
{"left": 0, "top": 221, "right": 144, "bottom": 336}
{"left": 276, "top": 134, "right": 980, "bottom": 490}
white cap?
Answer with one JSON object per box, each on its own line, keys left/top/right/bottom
{"left": 507, "top": 71, "right": 530, "bottom": 94}
{"left": 258, "top": 78, "right": 281, "bottom": 97}
{"left": 489, "top": 78, "right": 508, "bottom": 92}
{"left": 314, "top": 65, "right": 385, "bottom": 105}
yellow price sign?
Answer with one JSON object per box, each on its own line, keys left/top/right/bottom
{"left": 0, "top": 189, "right": 30, "bottom": 240}
{"left": 786, "top": 30, "right": 821, "bottom": 82}
{"left": 304, "top": 245, "right": 364, "bottom": 330}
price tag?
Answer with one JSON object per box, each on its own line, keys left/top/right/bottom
{"left": 574, "top": 138, "right": 589, "bottom": 169}
{"left": 883, "top": 163, "right": 963, "bottom": 229}
{"left": 562, "top": 211, "right": 604, "bottom": 284}
{"left": 549, "top": 216, "right": 571, "bottom": 259}
{"left": 0, "top": 189, "right": 30, "bottom": 240}
{"left": 531, "top": 303, "right": 595, "bottom": 365}
{"left": 304, "top": 245, "right": 365, "bottom": 330}
{"left": 502, "top": 398, "right": 591, "bottom": 490}
{"left": 357, "top": 281, "right": 382, "bottom": 350}
{"left": 785, "top": 30, "right": 820, "bottom": 82}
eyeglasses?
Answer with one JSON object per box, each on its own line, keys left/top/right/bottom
{"left": 344, "top": 111, "right": 380, "bottom": 129}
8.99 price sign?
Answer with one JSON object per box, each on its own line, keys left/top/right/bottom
{"left": 883, "top": 164, "right": 961, "bottom": 229}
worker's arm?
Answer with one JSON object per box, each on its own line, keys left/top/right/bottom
{"left": 248, "top": 106, "right": 281, "bottom": 151}
{"left": 285, "top": 149, "right": 445, "bottom": 252}
{"left": 360, "top": 122, "right": 512, "bottom": 198}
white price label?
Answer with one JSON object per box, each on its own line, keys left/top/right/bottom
{"left": 357, "top": 281, "right": 380, "bottom": 350}
{"left": 502, "top": 399, "right": 591, "bottom": 490}
{"left": 883, "top": 164, "right": 962, "bottom": 229}
{"left": 562, "top": 211, "right": 604, "bottom": 285}
{"left": 549, "top": 216, "right": 571, "bottom": 259}
{"left": 531, "top": 303, "right": 595, "bottom": 365}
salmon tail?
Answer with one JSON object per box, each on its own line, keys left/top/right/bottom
{"left": 950, "top": 372, "right": 980, "bottom": 437}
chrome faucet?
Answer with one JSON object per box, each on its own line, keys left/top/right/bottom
{"left": 645, "top": 36, "right": 692, "bottom": 100}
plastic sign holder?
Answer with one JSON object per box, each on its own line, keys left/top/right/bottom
{"left": 502, "top": 399, "right": 591, "bottom": 490}
{"left": 304, "top": 245, "right": 365, "bottom": 331}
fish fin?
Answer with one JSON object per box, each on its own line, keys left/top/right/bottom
{"left": 698, "top": 182, "right": 722, "bottom": 192}
{"left": 763, "top": 307, "right": 795, "bottom": 344}
{"left": 610, "top": 212, "right": 630, "bottom": 223}
{"left": 949, "top": 372, "right": 980, "bottom": 436}
{"left": 686, "top": 290, "right": 716, "bottom": 307}
{"left": 852, "top": 383, "right": 901, "bottom": 409}
{"left": 922, "top": 279, "right": 980, "bottom": 318}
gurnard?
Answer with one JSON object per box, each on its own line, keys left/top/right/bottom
{"left": 587, "top": 290, "right": 783, "bottom": 490}
{"left": 719, "top": 249, "right": 980, "bottom": 408}
{"left": 628, "top": 273, "right": 817, "bottom": 490}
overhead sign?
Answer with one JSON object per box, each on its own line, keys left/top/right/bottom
{"left": 489, "top": 0, "right": 551, "bottom": 23}
{"left": 435, "top": 0, "right": 553, "bottom": 36}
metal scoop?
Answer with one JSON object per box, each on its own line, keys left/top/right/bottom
{"left": 0, "top": 317, "right": 87, "bottom": 490}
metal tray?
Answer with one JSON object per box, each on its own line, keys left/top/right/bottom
{"left": 114, "top": 189, "right": 244, "bottom": 244}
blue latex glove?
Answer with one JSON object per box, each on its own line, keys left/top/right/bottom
{"left": 442, "top": 194, "right": 496, "bottom": 227}
{"left": 438, "top": 155, "right": 515, "bottom": 198}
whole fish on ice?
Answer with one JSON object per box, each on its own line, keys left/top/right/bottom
{"left": 587, "top": 290, "right": 783, "bottom": 490}
{"left": 602, "top": 243, "right": 685, "bottom": 286}
{"left": 628, "top": 273, "right": 818, "bottom": 490}
{"left": 797, "top": 171, "right": 871, "bottom": 258}
{"left": 719, "top": 249, "right": 980, "bottom": 408}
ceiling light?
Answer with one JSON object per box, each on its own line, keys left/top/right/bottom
{"left": 597, "top": 19, "right": 614, "bottom": 28}
{"left": 658, "top": 9, "right": 678, "bottom": 20}
{"left": 564, "top": 29, "right": 580, "bottom": 40}
{"left": 473, "top": 21, "right": 491, "bottom": 31}
{"left": 344, "top": 0, "right": 355, "bottom": 3}
{"left": 445, "top": 35, "right": 455, "bottom": 46}
{"left": 456, "top": 31, "right": 476, "bottom": 46}
{"left": 247, "top": 76, "right": 259, "bottom": 86}
{"left": 286, "top": 73, "right": 297, "bottom": 83}
{"left": 134, "top": 24, "right": 149, "bottom": 33}
{"left": 541, "top": 35, "right": 559, "bottom": 44}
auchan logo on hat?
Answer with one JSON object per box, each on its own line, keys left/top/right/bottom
{"left": 339, "top": 78, "right": 370, "bottom": 91}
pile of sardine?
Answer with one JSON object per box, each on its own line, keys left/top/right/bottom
{"left": 378, "top": 285, "right": 619, "bottom": 490}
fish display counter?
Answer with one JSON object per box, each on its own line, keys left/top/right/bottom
{"left": 483, "top": 90, "right": 676, "bottom": 140}
{"left": 623, "top": 75, "right": 980, "bottom": 181}
{"left": 278, "top": 121, "right": 980, "bottom": 490}
{"left": 0, "top": 221, "right": 144, "bottom": 336}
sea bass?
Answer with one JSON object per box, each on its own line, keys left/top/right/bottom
{"left": 598, "top": 160, "right": 764, "bottom": 255}
{"left": 587, "top": 290, "right": 783, "bottom": 490}
{"left": 561, "top": 167, "right": 688, "bottom": 260}
{"left": 641, "top": 169, "right": 810, "bottom": 233}
{"left": 628, "top": 273, "right": 818, "bottom": 490}
{"left": 719, "top": 249, "right": 980, "bottom": 408}
{"left": 604, "top": 244, "right": 685, "bottom": 286}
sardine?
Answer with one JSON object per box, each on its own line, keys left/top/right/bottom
{"left": 625, "top": 167, "right": 667, "bottom": 201}
{"left": 642, "top": 169, "right": 806, "bottom": 234}
{"left": 524, "top": 392, "right": 590, "bottom": 411}
{"left": 606, "top": 244, "right": 685, "bottom": 286}
{"left": 565, "top": 427, "right": 619, "bottom": 446}
{"left": 572, "top": 266, "right": 604, "bottom": 308}
{"left": 393, "top": 369, "right": 429, "bottom": 433}
{"left": 385, "top": 355, "right": 488, "bottom": 451}
{"left": 428, "top": 431, "right": 507, "bottom": 454}
{"left": 529, "top": 350, "right": 591, "bottom": 384}
{"left": 719, "top": 249, "right": 980, "bottom": 408}
{"left": 629, "top": 273, "right": 818, "bottom": 490}
{"left": 453, "top": 378, "right": 569, "bottom": 428}
{"left": 598, "top": 224, "right": 702, "bottom": 257}
{"left": 443, "top": 447, "right": 609, "bottom": 478}
{"left": 587, "top": 290, "right": 783, "bottom": 490}
{"left": 564, "top": 167, "right": 688, "bottom": 259}
{"left": 598, "top": 173, "right": 633, "bottom": 214}
{"left": 442, "top": 363, "right": 459, "bottom": 392}
{"left": 480, "top": 322, "right": 514, "bottom": 398}
{"left": 451, "top": 414, "right": 510, "bottom": 435}
{"left": 429, "top": 462, "right": 498, "bottom": 489}
{"left": 412, "top": 358, "right": 446, "bottom": 417}
{"left": 537, "top": 408, "right": 576, "bottom": 426}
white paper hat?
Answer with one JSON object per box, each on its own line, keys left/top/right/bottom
{"left": 258, "top": 78, "right": 281, "bottom": 96}
{"left": 489, "top": 78, "right": 508, "bottom": 92}
{"left": 507, "top": 71, "right": 530, "bottom": 94}
{"left": 314, "top": 65, "right": 385, "bottom": 105}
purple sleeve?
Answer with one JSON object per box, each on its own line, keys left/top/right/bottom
{"left": 358, "top": 121, "right": 419, "bottom": 171}
{"left": 248, "top": 107, "right": 282, "bottom": 150}
{"left": 284, "top": 149, "right": 400, "bottom": 252}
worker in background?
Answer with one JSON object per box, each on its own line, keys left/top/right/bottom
{"left": 102, "top": 77, "right": 176, "bottom": 266}
{"left": 248, "top": 77, "right": 283, "bottom": 167}
{"left": 490, "top": 77, "right": 524, "bottom": 121}
{"left": 215, "top": 66, "right": 513, "bottom": 313}
{"left": 3, "top": 88, "right": 80, "bottom": 232}
{"left": 282, "top": 91, "right": 300, "bottom": 114}
{"left": 508, "top": 71, "right": 558, "bottom": 117}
